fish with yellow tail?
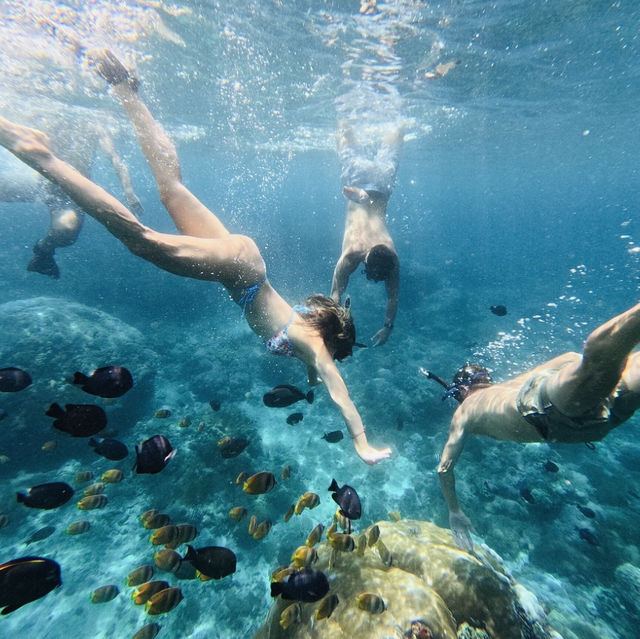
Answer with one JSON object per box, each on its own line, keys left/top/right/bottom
{"left": 77, "top": 494, "right": 107, "bottom": 510}
{"left": 126, "top": 565, "right": 154, "bottom": 587}
{"left": 306, "top": 523, "right": 324, "bottom": 547}
{"left": 283, "top": 504, "right": 295, "bottom": 522}
{"left": 328, "top": 531, "right": 355, "bottom": 552}
{"left": 229, "top": 506, "right": 247, "bottom": 522}
{"left": 376, "top": 539, "right": 393, "bottom": 567}
{"left": 252, "top": 520, "right": 272, "bottom": 540}
{"left": 90, "top": 584, "right": 119, "bottom": 603}
{"left": 294, "top": 491, "right": 319, "bottom": 515}
{"left": 243, "top": 471, "right": 276, "bottom": 495}
{"left": 132, "top": 581, "right": 170, "bottom": 605}
{"left": 315, "top": 593, "right": 339, "bottom": 620}
{"left": 280, "top": 602, "right": 302, "bottom": 629}
{"left": 132, "top": 623, "right": 161, "bottom": 639}
{"left": 271, "top": 565, "right": 296, "bottom": 583}
{"left": 355, "top": 592, "right": 386, "bottom": 614}
{"left": 291, "top": 545, "right": 318, "bottom": 569}
{"left": 248, "top": 515, "right": 258, "bottom": 536}
{"left": 145, "top": 586, "right": 183, "bottom": 615}
{"left": 153, "top": 549, "right": 181, "bottom": 573}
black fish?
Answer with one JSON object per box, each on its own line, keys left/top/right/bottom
{"left": 0, "top": 556, "right": 61, "bottom": 615}
{"left": 543, "top": 460, "right": 559, "bottom": 473}
{"left": 490, "top": 305, "right": 507, "bottom": 316}
{"left": 577, "top": 527, "right": 599, "bottom": 546}
{"left": 328, "top": 478, "right": 361, "bottom": 520}
{"left": 184, "top": 545, "right": 236, "bottom": 580}
{"left": 263, "top": 385, "right": 314, "bottom": 408}
{"left": 45, "top": 403, "right": 107, "bottom": 437}
{"left": 17, "top": 482, "right": 74, "bottom": 510}
{"left": 219, "top": 437, "right": 250, "bottom": 459}
{"left": 134, "top": 435, "right": 176, "bottom": 474}
{"left": 577, "top": 504, "right": 596, "bottom": 519}
{"left": 270, "top": 568, "right": 329, "bottom": 603}
{"left": 89, "top": 437, "right": 129, "bottom": 461}
{"left": 209, "top": 399, "right": 221, "bottom": 411}
{"left": 322, "top": 431, "right": 344, "bottom": 443}
{"left": 72, "top": 366, "right": 133, "bottom": 398}
{"left": 24, "top": 526, "right": 56, "bottom": 545}
{"left": 520, "top": 487, "right": 535, "bottom": 504}
{"left": 0, "top": 367, "right": 32, "bottom": 392}
{"left": 286, "top": 412, "right": 304, "bottom": 425}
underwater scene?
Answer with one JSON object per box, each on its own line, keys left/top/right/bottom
{"left": 1, "top": 1, "right": 640, "bottom": 638}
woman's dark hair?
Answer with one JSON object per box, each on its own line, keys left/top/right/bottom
{"left": 301, "top": 294, "right": 355, "bottom": 361}
{"left": 364, "top": 244, "right": 396, "bottom": 282}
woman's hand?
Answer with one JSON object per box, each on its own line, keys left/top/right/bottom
{"left": 352, "top": 432, "right": 392, "bottom": 464}
{"left": 371, "top": 325, "right": 391, "bottom": 347}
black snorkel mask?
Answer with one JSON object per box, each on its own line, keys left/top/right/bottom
{"left": 420, "top": 366, "right": 491, "bottom": 403}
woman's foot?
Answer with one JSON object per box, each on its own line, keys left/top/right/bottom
{"left": 91, "top": 49, "right": 139, "bottom": 91}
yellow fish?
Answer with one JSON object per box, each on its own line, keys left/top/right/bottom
{"left": 252, "top": 520, "right": 272, "bottom": 540}
{"left": 283, "top": 504, "right": 295, "bottom": 522}
{"left": 132, "top": 581, "right": 170, "bottom": 605}
{"left": 306, "top": 523, "right": 324, "bottom": 547}
{"left": 126, "top": 565, "right": 154, "bottom": 587}
{"left": 90, "top": 584, "right": 119, "bottom": 603}
{"left": 367, "top": 524, "right": 380, "bottom": 546}
{"left": 355, "top": 592, "right": 386, "bottom": 614}
{"left": 153, "top": 549, "right": 181, "bottom": 573}
{"left": 77, "top": 494, "right": 108, "bottom": 510}
{"left": 143, "top": 513, "right": 171, "bottom": 530}
{"left": 66, "top": 520, "right": 90, "bottom": 535}
{"left": 290, "top": 545, "right": 318, "bottom": 569}
{"left": 376, "top": 539, "right": 393, "bottom": 567}
{"left": 248, "top": 515, "right": 257, "bottom": 536}
{"left": 243, "top": 471, "right": 276, "bottom": 495}
{"left": 281, "top": 465, "right": 292, "bottom": 480}
{"left": 145, "top": 587, "right": 183, "bottom": 615}
{"left": 294, "top": 492, "right": 319, "bottom": 515}
{"left": 101, "top": 469, "right": 123, "bottom": 483}
{"left": 279, "top": 602, "right": 301, "bottom": 630}
{"left": 315, "top": 593, "right": 339, "bottom": 620}
{"left": 328, "top": 532, "right": 355, "bottom": 552}
{"left": 132, "top": 623, "right": 161, "bottom": 639}
{"left": 271, "top": 565, "right": 296, "bottom": 582}
{"left": 355, "top": 533, "right": 367, "bottom": 556}
{"left": 388, "top": 510, "right": 402, "bottom": 522}
{"left": 229, "top": 506, "right": 247, "bottom": 521}
{"left": 236, "top": 471, "right": 247, "bottom": 485}
{"left": 75, "top": 470, "right": 93, "bottom": 483}
{"left": 83, "top": 482, "right": 105, "bottom": 496}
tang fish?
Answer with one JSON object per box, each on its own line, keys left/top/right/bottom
{"left": 489, "top": 305, "right": 507, "bottom": 316}
{"left": 83, "top": 482, "right": 105, "bottom": 496}
{"left": 520, "top": 487, "right": 535, "bottom": 504}
{"left": 101, "top": 469, "right": 124, "bottom": 483}
{"left": 132, "top": 623, "right": 161, "bottom": 639}
{"left": 89, "top": 437, "right": 128, "bottom": 461}
{"left": 184, "top": 545, "right": 236, "bottom": 580}
{"left": 145, "top": 586, "right": 183, "bottom": 615}
{"left": 154, "top": 409, "right": 171, "bottom": 419}
{"left": 578, "top": 527, "right": 599, "bottom": 546}
{"left": 291, "top": 546, "right": 318, "bottom": 569}
{"left": 75, "top": 471, "right": 93, "bottom": 483}
{"left": 315, "top": 593, "right": 339, "bottom": 620}
{"left": 355, "top": 592, "right": 386, "bottom": 614}
{"left": 236, "top": 471, "right": 247, "bottom": 485}
{"left": 126, "top": 565, "right": 155, "bottom": 587}
{"left": 286, "top": 412, "right": 304, "bottom": 425}
{"left": 367, "top": 524, "right": 380, "bottom": 546}
{"left": 134, "top": 435, "right": 176, "bottom": 474}
{"left": 306, "top": 523, "right": 324, "bottom": 547}
{"left": 283, "top": 505, "right": 295, "bottom": 522}
{"left": 388, "top": 510, "right": 402, "bottom": 522}
{"left": 0, "top": 367, "right": 32, "bottom": 392}
{"left": 72, "top": 366, "right": 133, "bottom": 398}
{"left": 66, "top": 521, "right": 90, "bottom": 535}
{"left": 280, "top": 602, "right": 302, "bottom": 630}
{"left": 328, "top": 532, "right": 355, "bottom": 552}
{"left": 322, "top": 431, "right": 344, "bottom": 443}
{"left": 328, "top": 479, "right": 361, "bottom": 520}
{"left": 229, "top": 506, "right": 247, "bottom": 522}
{"left": 281, "top": 466, "right": 292, "bottom": 480}
{"left": 252, "top": 520, "right": 272, "bottom": 540}
{"left": 218, "top": 436, "right": 250, "bottom": 458}
{"left": 149, "top": 524, "right": 198, "bottom": 549}
{"left": 544, "top": 460, "right": 560, "bottom": 473}
{"left": 209, "top": 399, "right": 221, "bottom": 411}
{"left": 577, "top": 504, "right": 596, "bottom": 519}
{"left": 144, "top": 513, "right": 171, "bottom": 530}
{"left": 243, "top": 471, "right": 276, "bottom": 495}
{"left": 270, "top": 568, "right": 329, "bottom": 603}
{"left": 376, "top": 539, "right": 393, "bottom": 567}
{"left": 17, "top": 482, "right": 74, "bottom": 510}
{"left": 45, "top": 403, "right": 107, "bottom": 437}
{"left": 153, "top": 549, "right": 181, "bottom": 573}
{"left": 24, "top": 526, "right": 56, "bottom": 545}
{"left": 90, "top": 584, "right": 119, "bottom": 603}
{"left": 248, "top": 516, "right": 257, "bottom": 536}
{"left": 0, "top": 556, "right": 61, "bottom": 614}
{"left": 77, "top": 495, "right": 108, "bottom": 510}
{"left": 294, "top": 492, "right": 320, "bottom": 515}
{"left": 132, "top": 580, "right": 170, "bottom": 605}
{"left": 263, "top": 385, "right": 314, "bottom": 408}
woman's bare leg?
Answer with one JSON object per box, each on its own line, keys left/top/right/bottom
{"left": 547, "top": 301, "right": 640, "bottom": 415}
{"left": 94, "top": 50, "right": 228, "bottom": 239}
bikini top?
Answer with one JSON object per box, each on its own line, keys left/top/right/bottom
{"left": 265, "top": 305, "right": 310, "bottom": 358}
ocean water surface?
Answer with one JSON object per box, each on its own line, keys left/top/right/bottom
{"left": 1, "top": 1, "right": 639, "bottom": 638}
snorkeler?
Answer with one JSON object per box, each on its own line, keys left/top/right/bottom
{"left": 421, "top": 300, "right": 640, "bottom": 552}
{"left": 330, "top": 124, "right": 401, "bottom": 347}
{"left": 0, "top": 116, "right": 142, "bottom": 278}
{"left": 0, "top": 49, "right": 391, "bottom": 465}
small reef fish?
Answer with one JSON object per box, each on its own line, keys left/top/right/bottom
{"left": 24, "top": 525, "right": 56, "bottom": 545}
{"left": 243, "top": 471, "right": 276, "bottom": 495}
{"left": 355, "top": 533, "right": 367, "bottom": 556}
{"left": 75, "top": 470, "right": 93, "bottom": 483}
{"left": 66, "top": 521, "right": 90, "bottom": 535}
{"left": 218, "top": 436, "right": 250, "bottom": 458}
{"left": 132, "top": 623, "right": 162, "bottom": 639}
{"left": 0, "top": 556, "right": 61, "bottom": 614}
{"left": 328, "top": 532, "right": 355, "bottom": 552}
{"left": 263, "top": 385, "right": 314, "bottom": 408}
{"left": 578, "top": 527, "right": 599, "bottom": 546}
{"left": 83, "top": 482, "right": 105, "bottom": 496}
{"left": 334, "top": 509, "right": 351, "bottom": 533}
{"left": 322, "top": 430, "right": 344, "bottom": 443}
{"left": 145, "top": 586, "right": 183, "bottom": 615}
{"left": 315, "top": 593, "right": 339, "bottom": 620}
{"left": 184, "top": 545, "right": 236, "bottom": 580}
{"left": 143, "top": 513, "right": 171, "bottom": 530}
{"left": 248, "top": 516, "right": 258, "bottom": 536}
{"left": 376, "top": 539, "right": 393, "bottom": 567}
{"left": 489, "top": 304, "right": 508, "bottom": 316}
{"left": 41, "top": 440, "right": 57, "bottom": 452}
{"left": 306, "top": 523, "right": 324, "bottom": 547}
{"left": 134, "top": 435, "right": 176, "bottom": 474}
{"left": 577, "top": 504, "right": 596, "bottom": 519}
{"left": 388, "top": 511, "right": 402, "bottom": 522}
{"left": 77, "top": 495, "right": 108, "bottom": 510}
{"left": 209, "top": 399, "right": 221, "bottom": 411}
{"left": 329, "top": 479, "right": 361, "bottom": 520}
{"left": 101, "top": 469, "right": 124, "bottom": 483}
{"left": 150, "top": 524, "right": 198, "bottom": 549}
{"left": 0, "top": 367, "right": 32, "bottom": 392}
{"left": 0, "top": 514, "right": 8, "bottom": 529}
{"left": 291, "top": 545, "right": 318, "bottom": 569}
{"left": 286, "top": 412, "right": 304, "bottom": 425}
{"left": 367, "top": 524, "right": 380, "bottom": 546}
{"left": 280, "top": 602, "right": 302, "bottom": 630}
{"left": 252, "top": 520, "right": 272, "bottom": 540}
{"left": 154, "top": 409, "right": 171, "bottom": 418}
{"left": 270, "top": 568, "right": 330, "bottom": 603}
{"left": 153, "top": 549, "right": 181, "bottom": 573}
{"left": 271, "top": 566, "right": 295, "bottom": 583}
{"left": 281, "top": 466, "right": 292, "bottom": 480}
{"left": 45, "top": 403, "right": 107, "bottom": 437}
{"left": 520, "top": 487, "right": 535, "bottom": 504}
{"left": 424, "top": 58, "right": 461, "bottom": 79}
{"left": 294, "top": 492, "right": 320, "bottom": 515}
{"left": 229, "top": 506, "right": 247, "bottom": 522}
{"left": 132, "top": 580, "right": 170, "bottom": 605}
{"left": 283, "top": 505, "right": 295, "bottom": 522}
{"left": 178, "top": 417, "right": 191, "bottom": 428}
{"left": 89, "top": 437, "right": 128, "bottom": 460}
{"left": 72, "top": 366, "right": 133, "bottom": 398}
{"left": 126, "top": 565, "right": 155, "bottom": 587}
{"left": 90, "top": 584, "right": 119, "bottom": 603}
{"left": 355, "top": 592, "right": 386, "bottom": 614}
{"left": 17, "top": 482, "right": 74, "bottom": 510}
{"left": 544, "top": 460, "right": 560, "bottom": 473}
{"left": 236, "top": 471, "right": 247, "bottom": 485}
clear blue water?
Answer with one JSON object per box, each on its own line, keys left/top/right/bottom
{"left": 1, "top": 1, "right": 640, "bottom": 638}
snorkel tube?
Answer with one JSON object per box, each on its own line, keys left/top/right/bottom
{"left": 419, "top": 367, "right": 462, "bottom": 403}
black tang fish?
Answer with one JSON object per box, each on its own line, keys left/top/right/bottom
{"left": 89, "top": 437, "right": 129, "bottom": 461}
{"left": 577, "top": 527, "right": 599, "bottom": 546}
{"left": 17, "top": 482, "right": 74, "bottom": 510}
{"left": 45, "top": 403, "right": 107, "bottom": 437}
{"left": 490, "top": 305, "right": 507, "bottom": 316}
{"left": 218, "top": 437, "right": 250, "bottom": 459}
{"left": 263, "top": 385, "right": 314, "bottom": 408}
{"left": 72, "top": 366, "right": 133, "bottom": 398}
{"left": 322, "top": 431, "right": 344, "bottom": 443}
{"left": 209, "top": 399, "right": 221, "bottom": 411}
{"left": 286, "top": 412, "right": 304, "bottom": 425}
{"left": 0, "top": 556, "right": 61, "bottom": 615}
{"left": 24, "top": 526, "right": 56, "bottom": 546}
{"left": 270, "top": 568, "right": 329, "bottom": 603}
{"left": 134, "top": 435, "right": 176, "bottom": 474}
{"left": 184, "top": 545, "right": 236, "bottom": 579}
{"left": 577, "top": 504, "right": 596, "bottom": 519}
{"left": 544, "top": 460, "right": 559, "bottom": 473}
{"left": 0, "top": 367, "right": 32, "bottom": 392}
{"left": 328, "top": 478, "right": 361, "bottom": 520}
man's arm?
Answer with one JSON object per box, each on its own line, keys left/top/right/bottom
{"left": 98, "top": 134, "right": 144, "bottom": 218}
{"left": 372, "top": 259, "right": 399, "bottom": 346}
{"left": 438, "top": 412, "right": 475, "bottom": 552}
{"left": 330, "top": 252, "right": 360, "bottom": 303}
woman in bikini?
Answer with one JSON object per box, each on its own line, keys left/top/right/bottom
{"left": 0, "top": 50, "right": 391, "bottom": 465}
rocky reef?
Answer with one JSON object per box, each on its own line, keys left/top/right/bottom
{"left": 255, "top": 519, "right": 563, "bottom": 639}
